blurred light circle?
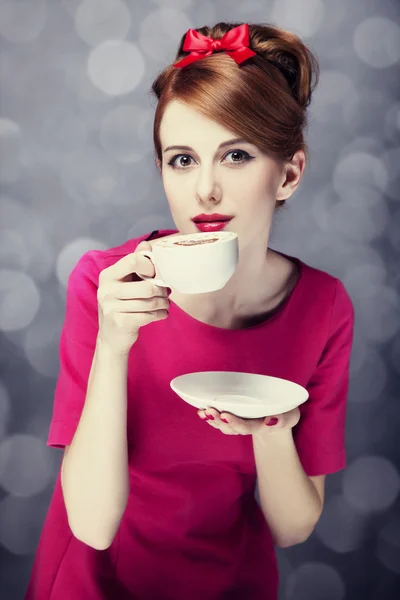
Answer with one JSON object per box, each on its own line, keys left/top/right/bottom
{"left": 286, "top": 563, "right": 345, "bottom": 600}
{"left": 60, "top": 145, "right": 120, "bottom": 206}
{"left": 0, "top": 118, "right": 22, "bottom": 184}
{"left": 0, "top": 0, "right": 47, "bottom": 43}
{"left": 100, "top": 104, "right": 153, "bottom": 163}
{"left": 315, "top": 495, "right": 367, "bottom": 553}
{"left": 0, "top": 271, "right": 41, "bottom": 332}
{"left": 56, "top": 238, "right": 107, "bottom": 287}
{"left": 0, "top": 382, "right": 11, "bottom": 444}
{"left": 376, "top": 517, "right": 400, "bottom": 575}
{"left": 0, "top": 495, "right": 47, "bottom": 555}
{"left": 0, "top": 434, "right": 52, "bottom": 497}
{"left": 75, "top": 0, "right": 132, "bottom": 47}
{"left": 343, "top": 456, "right": 400, "bottom": 513}
{"left": 333, "top": 152, "right": 388, "bottom": 199}
{"left": 271, "top": 0, "right": 325, "bottom": 38}
{"left": 139, "top": 8, "right": 192, "bottom": 63}
{"left": 88, "top": 40, "right": 145, "bottom": 96}
{"left": 381, "top": 147, "right": 400, "bottom": 201}
{"left": 354, "top": 17, "right": 400, "bottom": 69}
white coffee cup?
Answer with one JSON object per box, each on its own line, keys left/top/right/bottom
{"left": 137, "top": 231, "right": 239, "bottom": 294}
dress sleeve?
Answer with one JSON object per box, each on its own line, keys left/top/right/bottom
{"left": 292, "top": 278, "right": 355, "bottom": 476}
{"left": 47, "top": 252, "right": 100, "bottom": 449}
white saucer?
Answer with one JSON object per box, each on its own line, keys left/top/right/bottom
{"left": 170, "top": 371, "right": 309, "bottom": 419}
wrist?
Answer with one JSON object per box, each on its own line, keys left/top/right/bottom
{"left": 96, "top": 335, "right": 132, "bottom": 361}
{"left": 253, "top": 426, "right": 294, "bottom": 446}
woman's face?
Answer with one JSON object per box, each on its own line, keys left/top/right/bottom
{"left": 158, "top": 100, "right": 304, "bottom": 242}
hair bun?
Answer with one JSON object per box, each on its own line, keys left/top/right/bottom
{"left": 250, "top": 24, "right": 320, "bottom": 109}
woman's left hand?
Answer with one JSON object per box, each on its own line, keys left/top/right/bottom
{"left": 197, "top": 406, "right": 301, "bottom": 436}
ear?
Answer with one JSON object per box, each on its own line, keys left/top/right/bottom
{"left": 276, "top": 150, "right": 306, "bottom": 201}
{"left": 156, "top": 158, "right": 162, "bottom": 173}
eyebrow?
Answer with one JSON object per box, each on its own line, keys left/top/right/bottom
{"left": 163, "top": 138, "right": 252, "bottom": 154}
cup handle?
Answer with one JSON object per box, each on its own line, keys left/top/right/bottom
{"left": 137, "top": 250, "right": 169, "bottom": 288}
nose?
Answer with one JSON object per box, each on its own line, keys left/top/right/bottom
{"left": 195, "top": 168, "right": 222, "bottom": 206}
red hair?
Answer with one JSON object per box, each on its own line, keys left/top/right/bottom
{"left": 150, "top": 21, "right": 320, "bottom": 210}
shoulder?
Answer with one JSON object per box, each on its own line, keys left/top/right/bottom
{"left": 298, "top": 257, "right": 355, "bottom": 333}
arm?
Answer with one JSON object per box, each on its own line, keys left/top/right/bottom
{"left": 61, "top": 336, "right": 130, "bottom": 550}
{"left": 252, "top": 428, "right": 324, "bottom": 548}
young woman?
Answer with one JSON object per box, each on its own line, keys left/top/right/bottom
{"left": 25, "top": 22, "right": 354, "bottom": 600}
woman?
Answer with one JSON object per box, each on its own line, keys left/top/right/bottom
{"left": 25, "top": 22, "right": 355, "bottom": 600}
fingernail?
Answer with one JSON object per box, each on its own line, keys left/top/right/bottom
{"left": 205, "top": 414, "right": 214, "bottom": 421}
{"left": 166, "top": 287, "right": 172, "bottom": 296}
{"left": 266, "top": 417, "right": 278, "bottom": 426}
{"left": 221, "top": 418, "right": 229, "bottom": 423}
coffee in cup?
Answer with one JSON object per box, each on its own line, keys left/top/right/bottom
{"left": 137, "top": 231, "right": 239, "bottom": 294}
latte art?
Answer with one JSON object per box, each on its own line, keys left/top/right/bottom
{"left": 156, "top": 231, "right": 236, "bottom": 249}
{"left": 174, "top": 237, "right": 219, "bottom": 246}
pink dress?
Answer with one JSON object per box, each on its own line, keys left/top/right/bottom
{"left": 25, "top": 229, "right": 354, "bottom": 600}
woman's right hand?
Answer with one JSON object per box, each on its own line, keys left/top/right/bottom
{"left": 96, "top": 241, "right": 170, "bottom": 356}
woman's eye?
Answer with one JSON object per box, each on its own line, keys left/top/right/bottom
{"left": 167, "top": 150, "right": 254, "bottom": 169}
{"left": 226, "top": 150, "right": 251, "bottom": 163}
{"left": 168, "top": 155, "right": 193, "bottom": 168}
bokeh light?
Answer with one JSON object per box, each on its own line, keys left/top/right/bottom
{"left": 343, "top": 456, "right": 400, "bottom": 513}
{"left": 56, "top": 237, "right": 108, "bottom": 287}
{"left": 0, "top": 0, "right": 47, "bottom": 43}
{"left": 88, "top": 40, "right": 145, "bottom": 96}
{"left": 139, "top": 8, "right": 192, "bottom": 63}
{"left": 0, "top": 271, "right": 41, "bottom": 333}
{"left": 286, "top": 563, "right": 346, "bottom": 600}
{"left": 315, "top": 495, "right": 368, "bottom": 553}
{"left": 353, "top": 17, "right": 400, "bottom": 68}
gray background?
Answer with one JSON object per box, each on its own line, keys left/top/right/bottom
{"left": 0, "top": 0, "right": 400, "bottom": 599}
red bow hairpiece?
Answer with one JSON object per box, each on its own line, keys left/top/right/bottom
{"left": 173, "top": 23, "right": 256, "bottom": 68}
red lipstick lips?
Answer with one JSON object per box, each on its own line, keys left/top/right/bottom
{"left": 192, "top": 213, "right": 233, "bottom": 222}
{"left": 192, "top": 214, "right": 234, "bottom": 232}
